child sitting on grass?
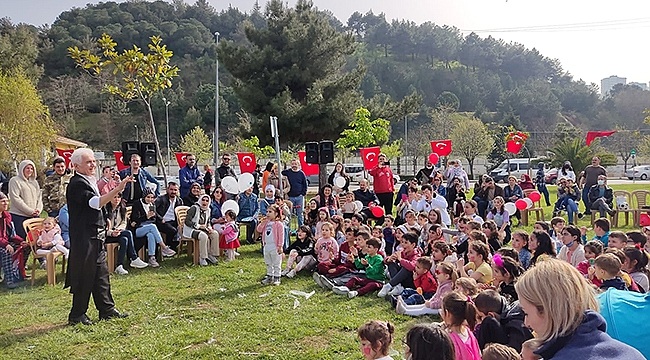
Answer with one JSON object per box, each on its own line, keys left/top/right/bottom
{"left": 592, "top": 253, "right": 627, "bottom": 291}
{"left": 482, "top": 343, "right": 520, "bottom": 360}
{"left": 576, "top": 240, "right": 604, "bottom": 287}
{"left": 474, "top": 289, "right": 532, "bottom": 352}
{"left": 332, "top": 238, "right": 386, "bottom": 298}
{"left": 281, "top": 225, "right": 315, "bottom": 278}
{"left": 357, "top": 320, "right": 395, "bottom": 360}
{"left": 313, "top": 222, "right": 339, "bottom": 280}
{"left": 392, "top": 256, "right": 437, "bottom": 306}
{"left": 396, "top": 261, "right": 456, "bottom": 316}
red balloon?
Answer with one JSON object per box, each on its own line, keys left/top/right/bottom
{"left": 371, "top": 206, "right": 385, "bottom": 218}
{"left": 528, "top": 191, "right": 541, "bottom": 202}
{"left": 428, "top": 153, "right": 440, "bottom": 165}
{"left": 515, "top": 199, "right": 528, "bottom": 211}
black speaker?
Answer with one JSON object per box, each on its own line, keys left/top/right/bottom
{"left": 319, "top": 140, "right": 334, "bottom": 164}
{"left": 121, "top": 141, "right": 140, "bottom": 166}
{"left": 305, "top": 142, "right": 319, "bottom": 164}
{"left": 140, "top": 142, "right": 157, "bottom": 167}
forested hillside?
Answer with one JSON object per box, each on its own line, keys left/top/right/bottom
{"left": 2, "top": 0, "right": 649, "bottom": 159}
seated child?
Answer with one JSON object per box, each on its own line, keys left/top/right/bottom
{"left": 382, "top": 215, "right": 395, "bottom": 256}
{"left": 457, "top": 240, "right": 493, "bottom": 285}
{"left": 332, "top": 238, "right": 386, "bottom": 298}
{"left": 313, "top": 223, "right": 339, "bottom": 279}
{"left": 622, "top": 245, "right": 649, "bottom": 293}
{"left": 482, "top": 343, "right": 520, "bottom": 360}
{"left": 281, "top": 225, "right": 315, "bottom": 278}
{"left": 357, "top": 320, "right": 395, "bottom": 360}
{"left": 378, "top": 232, "right": 422, "bottom": 297}
{"left": 455, "top": 277, "right": 480, "bottom": 299}
{"left": 394, "top": 256, "right": 437, "bottom": 306}
{"left": 396, "top": 261, "right": 456, "bottom": 316}
{"left": 36, "top": 217, "right": 69, "bottom": 260}
{"left": 491, "top": 254, "right": 523, "bottom": 302}
{"left": 323, "top": 228, "right": 364, "bottom": 279}
{"left": 604, "top": 248, "right": 640, "bottom": 292}
{"left": 216, "top": 209, "right": 240, "bottom": 261}
{"left": 607, "top": 231, "right": 629, "bottom": 250}
{"left": 428, "top": 238, "right": 458, "bottom": 265}
{"left": 521, "top": 339, "right": 542, "bottom": 360}
{"left": 371, "top": 226, "right": 386, "bottom": 254}
{"left": 577, "top": 240, "right": 604, "bottom": 288}
{"left": 340, "top": 192, "right": 358, "bottom": 219}
{"left": 474, "top": 289, "right": 533, "bottom": 352}
{"left": 593, "top": 253, "right": 628, "bottom": 291}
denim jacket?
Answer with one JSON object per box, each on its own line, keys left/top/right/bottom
{"left": 237, "top": 192, "right": 259, "bottom": 221}
{"left": 119, "top": 167, "right": 160, "bottom": 199}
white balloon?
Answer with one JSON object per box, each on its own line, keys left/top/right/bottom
{"left": 524, "top": 198, "right": 534, "bottom": 209}
{"left": 334, "top": 176, "right": 346, "bottom": 188}
{"left": 222, "top": 176, "right": 239, "bottom": 194}
{"left": 354, "top": 201, "right": 364, "bottom": 212}
{"left": 221, "top": 200, "right": 240, "bottom": 216}
{"left": 504, "top": 202, "right": 517, "bottom": 216}
{"left": 238, "top": 173, "right": 255, "bottom": 192}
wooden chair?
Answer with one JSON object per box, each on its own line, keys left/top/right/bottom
{"left": 522, "top": 189, "right": 544, "bottom": 226}
{"left": 632, "top": 190, "right": 650, "bottom": 227}
{"left": 613, "top": 190, "right": 635, "bottom": 227}
{"left": 175, "top": 206, "right": 199, "bottom": 265}
{"left": 106, "top": 242, "right": 119, "bottom": 273}
{"left": 23, "top": 218, "right": 65, "bottom": 286}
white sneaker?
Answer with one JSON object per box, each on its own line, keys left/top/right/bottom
{"left": 320, "top": 275, "right": 334, "bottom": 290}
{"left": 313, "top": 272, "right": 325, "bottom": 288}
{"left": 114, "top": 265, "right": 128, "bottom": 275}
{"left": 161, "top": 247, "right": 176, "bottom": 257}
{"left": 199, "top": 258, "right": 209, "bottom": 266}
{"left": 389, "top": 285, "right": 404, "bottom": 296}
{"left": 396, "top": 296, "right": 407, "bottom": 315}
{"left": 348, "top": 290, "right": 358, "bottom": 299}
{"left": 206, "top": 255, "right": 218, "bottom": 264}
{"left": 234, "top": 251, "right": 241, "bottom": 257}
{"left": 332, "top": 286, "right": 350, "bottom": 296}
{"left": 377, "top": 283, "right": 392, "bottom": 297}
{"left": 130, "top": 257, "right": 148, "bottom": 269}
{"left": 286, "top": 269, "right": 296, "bottom": 278}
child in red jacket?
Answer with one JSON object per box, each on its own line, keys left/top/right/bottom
{"left": 397, "top": 256, "right": 437, "bottom": 305}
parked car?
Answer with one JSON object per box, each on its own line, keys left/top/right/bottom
{"left": 154, "top": 175, "right": 180, "bottom": 190}
{"left": 347, "top": 164, "right": 400, "bottom": 185}
{"left": 545, "top": 168, "right": 558, "bottom": 184}
{"left": 306, "top": 174, "right": 319, "bottom": 186}
{"left": 489, "top": 158, "right": 546, "bottom": 183}
{"left": 626, "top": 165, "right": 650, "bottom": 180}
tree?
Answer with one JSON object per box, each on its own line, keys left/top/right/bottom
{"left": 548, "top": 138, "right": 616, "bottom": 172}
{"left": 0, "top": 71, "right": 56, "bottom": 172}
{"left": 603, "top": 127, "right": 642, "bottom": 172}
{"left": 68, "top": 34, "right": 179, "bottom": 184}
{"left": 218, "top": 0, "right": 363, "bottom": 145}
{"left": 337, "top": 107, "right": 390, "bottom": 150}
{"left": 179, "top": 126, "right": 212, "bottom": 165}
{"left": 0, "top": 19, "right": 43, "bottom": 82}
{"left": 240, "top": 136, "right": 275, "bottom": 159}
{"left": 450, "top": 117, "right": 493, "bottom": 179}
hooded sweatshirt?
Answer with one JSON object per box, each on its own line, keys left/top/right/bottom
{"left": 8, "top": 160, "right": 43, "bottom": 217}
{"left": 477, "top": 299, "right": 533, "bottom": 352}
{"left": 535, "top": 310, "right": 645, "bottom": 360}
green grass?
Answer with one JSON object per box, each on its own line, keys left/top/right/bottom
{"left": 1, "top": 183, "right": 646, "bottom": 359}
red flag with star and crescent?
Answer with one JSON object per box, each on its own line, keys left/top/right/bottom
{"left": 113, "top": 151, "right": 129, "bottom": 171}
{"left": 430, "top": 139, "right": 452, "bottom": 157}
{"left": 298, "top": 151, "right": 319, "bottom": 176}
{"left": 360, "top": 146, "right": 381, "bottom": 170}
{"left": 236, "top": 152, "right": 257, "bottom": 174}
{"left": 175, "top": 152, "right": 190, "bottom": 168}
{"left": 55, "top": 148, "right": 73, "bottom": 168}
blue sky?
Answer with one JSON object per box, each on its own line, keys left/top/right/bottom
{"left": 3, "top": 0, "right": 649, "bottom": 88}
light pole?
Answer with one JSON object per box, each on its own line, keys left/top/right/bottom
{"left": 214, "top": 32, "right": 220, "bottom": 169}
{"left": 134, "top": 125, "right": 139, "bottom": 141}
{"left": 163, "top": 97, "right": 171, "bottom": 176}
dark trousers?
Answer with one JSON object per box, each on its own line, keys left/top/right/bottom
{"left": 345, "top": 276, "right": 383, "bottom": 296}
{"left": 106, "top": 230, "right": 137, "bottom": 267}
{"left": 376, "top": 192, "right": 394, "bottom": 216}
{"left": 69, "top": 250, "right": 115, "bottom": 320}
{"left": 156, "top": 221, "right": 179, "bottom": 250}
{"left": 388, "top": 262, "right": 415, "bottom": 288}
{"left": 240, "top": 220, "right": 257, "bottom": 244}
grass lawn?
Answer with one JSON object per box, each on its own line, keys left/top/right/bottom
{"left": 0, "top": 183, "right": 647, "bottom": 359}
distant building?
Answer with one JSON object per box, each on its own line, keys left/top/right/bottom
{"left": 629, "top": 82, "right": 648, "bottom": 91}
{"left": 601, "top": 75, "right": 626, "bottom": 98}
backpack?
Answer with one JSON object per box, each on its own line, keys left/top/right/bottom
{"left": 598, "top": 289, "right": 650, "bottom": 359}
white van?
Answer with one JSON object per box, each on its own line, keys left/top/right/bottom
{"left": 489, "top": 158, "right": 546, "bottom": 183}
{"left": 346, "top": 164, "right": 400, "bottom": 185}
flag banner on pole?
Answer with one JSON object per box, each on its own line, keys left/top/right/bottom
{"left": 298, "top": 151, "right": 319, "bottom": 176}
{"left": 430, "top": 139, "right": 452, "bottom": 156}
{"left": 586, "top": 130, "right": 616, "bottom": 146}
{"left": 360, "top": 146, "right": 381, "bottom": 170}
{"left": 236, "top": 152, "right": 257, "bottom": 174}
{"left": 113, "top": 151, "right": 128, "bottom": 171}
{"left": 175, "top": 152, "right": 190, "bottom": 168}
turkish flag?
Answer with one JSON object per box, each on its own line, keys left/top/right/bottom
{"left": 298, "top": 151, "right": 319, "bottom": 176}
{"left": 236, "top": 152, "right": 257, "bottom": 174}
{"left": 586, "top": 130, "right": 616, "bottom": 146}
{"left": 360, "top": 146, "right": 381, "bottom": 170}
{"left": 175, "top": 152, "right": 190, "bottom": 168}
{"left": 506, "top": 140, "right": 524, "bottom": 154}
{"left": 55, "top": 148, "right": 73, "bottom": 168}
{"left": 430, "top": 139, "right": 452, "bottom": 156}
{"left": 113, "top": 151, "right": 129, "bottom": 171}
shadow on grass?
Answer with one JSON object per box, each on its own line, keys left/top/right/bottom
{"left": 0, "top": 322, "right": 67, "bottom": 348}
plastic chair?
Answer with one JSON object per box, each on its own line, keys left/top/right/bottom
{"left": 522, "top": 189, "right": 544, "bottom": 226}
{"left": 613, "top": 190, "right": 634, "bottom": 227}
{"left": 23, "top": 218, "right": 65, "bottom": 285}
{"left": 175, "top": 206, "right": 199, "bottom": 265}
{"left": 632, "top": 190, "right": 650, "bottom": 227}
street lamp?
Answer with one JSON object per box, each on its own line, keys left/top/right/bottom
{"left": 163, "top": 97, "right": 171, "bottom": 175}
{"left": 134, "top": 125, "right": 139, "bottom": 141}
{"left": 214, "top": 31, "right": 220, "bottom": 169}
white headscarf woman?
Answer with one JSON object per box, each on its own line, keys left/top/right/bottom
{"left": 183, "top": 194, "right": 219, "bottom": 266}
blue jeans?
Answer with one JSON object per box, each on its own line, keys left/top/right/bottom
{"left": 288, "top": 195, "right": 304, "bottom": 227}
{"left": 106, "top": 230, "right": 137, "bottom": 266}
{"left": 135, "top": 223, "right": 164, "bottom": 256}
{"left": 400, "top": 289, "right": 434, "bottom": 305}
{"left": 582, "top": 187, "right": 592, "bottom": 214}
{"left": 565, "top": 199, "right": 579, "bottom": 223}
{"left": 537, "top": 184, "right": 550, "bottom": 206}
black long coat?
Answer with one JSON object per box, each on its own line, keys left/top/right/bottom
{"left": 64, "top": 174, "right": 105, "bottom": 293}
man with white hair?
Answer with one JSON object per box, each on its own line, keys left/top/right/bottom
{"left": 65, "top": 148, "right": 133, "bottom": 325}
